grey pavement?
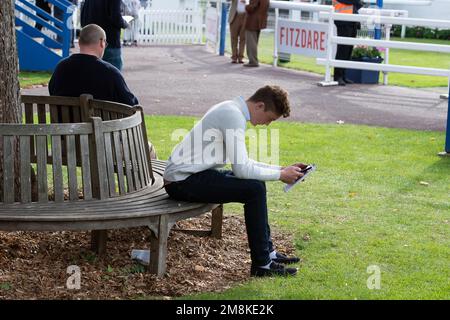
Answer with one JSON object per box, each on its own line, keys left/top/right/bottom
{"left": 23, "top": 45, "right": 449, "bottom": 131}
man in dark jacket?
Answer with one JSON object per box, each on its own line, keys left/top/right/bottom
{"left": 80, "top": 0, "right": 129, "bottom": 70}
{"left": 49, "top": 24, "right": 138, "bottom": 106}
{"left": 333, "top": 0, "right": 363, "bottom": 85}
{"left": 244, "top": 0, "right": 269, "bottom": 67}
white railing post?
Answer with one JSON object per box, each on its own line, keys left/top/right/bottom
{"left": 318, "top": 7, "right": 338, "bottom": 86}
{"left": 273, "top": 8, "right": 279, "bottom": 67}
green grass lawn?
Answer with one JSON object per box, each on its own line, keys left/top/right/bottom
{"left": 226, "top": 33, "right": 450, "bottom": 88}
{"left": 19, "top": 71, "right": 51, "bottom": 88}
{"left": 145, "top": 114, "right": 449, "bottom": 300}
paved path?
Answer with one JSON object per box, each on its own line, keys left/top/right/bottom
{"left": 23, "top": 45, "right": 448, "bottom": 131}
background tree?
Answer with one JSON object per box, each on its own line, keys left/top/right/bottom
{"left": 0, "top": 0, "right": 23, "bottom": 200}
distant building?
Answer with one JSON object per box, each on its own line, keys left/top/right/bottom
{"left": 383, "top": 0, "right": 450, "bottom": 20}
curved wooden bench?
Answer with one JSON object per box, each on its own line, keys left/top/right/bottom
{"left": 0, "top": 95, "right": 223, "bottom": 276}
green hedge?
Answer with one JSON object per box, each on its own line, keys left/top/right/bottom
{"left": 392, "top": 26, "right": 450, "bottom": 40}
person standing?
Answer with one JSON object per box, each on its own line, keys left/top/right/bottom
{"left": 81, "top": 0, "right": 129, "bottom": 71}
{"left": 229, "top": 0, "right": 247, "bottom": 64}
{"left": 122, "top": 0, "right": 141, "bottom": 46}
{"left": 244, "top": 0, "right": 269, "bottom": 67}
{"left": 333, "top": 0, "right": 363, "bottom": 86}
{"left": 35, "top": 0, "right": 52, "bottom": 32}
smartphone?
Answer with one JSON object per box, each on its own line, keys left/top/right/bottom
{"left": 283, "top": 164, "right": 317, "bottom": 192}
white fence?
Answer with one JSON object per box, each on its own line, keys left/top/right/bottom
{"left": 137, "top": 9, "right": 203, "bottom": 45}
{"left": 267, "top": 1, "right": 450, "bottom": 94}
{"left": 316, "top": 11, "right": 450, "bottom": 90}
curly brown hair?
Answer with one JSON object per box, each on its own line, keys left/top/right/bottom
{"left": 248, "top": 85, "right": 291, "bottom": 118}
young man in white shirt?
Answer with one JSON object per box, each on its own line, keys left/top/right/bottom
{"left": 164, "top": 85, "right": 307, "bottom": 277}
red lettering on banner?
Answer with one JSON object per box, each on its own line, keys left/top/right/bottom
{"left": 280, "top": 27, "right": 285, "bottom": 46}
{"left": 307, "top": 30, "right": 312, "bottom": 49}
{"left": 320, "top": 31, "right": 326, "bottom": 51}
{"left": 289, "top": 28, "right": 295, "bottom": 47}
{"left": 295, "top": 29, "right": 300, "bottom": 47}
{"left": 301, "top": 29, "right": 306, "bottom": 48}
{"left": 314, "top": 31, "right": 319, "bottom": 50}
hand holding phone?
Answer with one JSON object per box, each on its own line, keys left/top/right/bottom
{"left": 283, "top": 164, "right": 316, "bottom": 192}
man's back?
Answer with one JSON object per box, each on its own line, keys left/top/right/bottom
{"left": 49, "top": 53, "right": 138, "bottom": 106}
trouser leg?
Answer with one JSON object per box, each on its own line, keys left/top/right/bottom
{"left": 245, "top": 30, "right": 260, "bottom": 65}
{"left": 334, "top": 23, "right": 357, "bottom": 80}
{"left": 236, "top": 14, "right": 247, "bottom": 61}
{"left": 165, "top": 170, "right": 272, "bottom": 266}
{"left": 230, "top": 21, "right": 239, "bottom": 61}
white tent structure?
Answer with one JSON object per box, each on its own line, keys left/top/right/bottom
{"left": 382, "top": 0, "right": 450, "bottom": 20}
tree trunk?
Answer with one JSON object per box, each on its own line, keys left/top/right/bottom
{"left": 0, "top": 0, "right": 23, "bottom": 201}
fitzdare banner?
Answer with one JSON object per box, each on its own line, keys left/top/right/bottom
{"left": 278, "top": 19, "right": 329, "bottom": 58}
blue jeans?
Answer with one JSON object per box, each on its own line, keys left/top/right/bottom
{"left": 165, "top": 170, "right": 274, "bottom": 266}
{"left": 103, "top": 47, "right": 123, "bottom": 71}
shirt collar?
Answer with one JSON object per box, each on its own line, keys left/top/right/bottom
{"left": 234, "top": 96, "right": 251, "bottom": 121}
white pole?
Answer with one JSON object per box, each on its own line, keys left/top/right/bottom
{"left": 324, "top": 7, "right": 335, "bottom": 83}
{"left": 273, "top": 8, "right": 279, "bottom": 67}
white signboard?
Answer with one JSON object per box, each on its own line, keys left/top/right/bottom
{"left": 206, "top": 7, "right": 219, "bottom": 45}
{"left": 278, "top": 19, "right": 329, "bottom": 58}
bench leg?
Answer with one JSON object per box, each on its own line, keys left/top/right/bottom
{"left": 211, "top": 204, "right": 223, "bottom": 239}
{"left": 149, "top": 214, "right": 170, "bottom": 277}
{"left": 91, "top": 230, "right": 107, "bottom": 255}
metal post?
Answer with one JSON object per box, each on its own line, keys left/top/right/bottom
{"left": 273, "top": 8, "right": 279, "bottom": 67}
{"left": 374, "top": 0, "right": 383, "bottom": 40}
{"left": 219, "top": 1, "right": 227, "bottom": 56}
{"left": 439, "top": 87, "right": 450, "bottom": 156}
{"left": 446, "top": 91, "right": 450, "bottom": 154}
{"left": 62, "top": 7, "right": 71, "bottom": 58}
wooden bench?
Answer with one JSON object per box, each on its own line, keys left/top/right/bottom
{"left": 0, "top": 94, "right": 223, "bottom": 277}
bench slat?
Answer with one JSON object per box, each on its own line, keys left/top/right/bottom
{"left": 49, "top": 105, "right": 59, "bottom": 124}
{"left": 20, "top": 136, "right": 32, "bottom": 203}
{"left": 113, "top": 131, "right": 126, "bottom": 194}
{"left": 66, "top": 135, "right": 78, "bottom": 201}
{"left": 37, "top": 104, "right": 47, "bottom": 124}
{"left": 121, "top": 129, "right": 134, "bottom": 192}
{"left": 36, "top": 135, "right": 48, "bottom": 202}
{"left": 137, "top": 125, "right": 150, "bottom": 185}
{"left": 104, "top": 132, "right": 117, "bottom": 196}
{"left": 128, "top": 128, "right": 141, "bottom": 190}
{"left": 133, "top": 126, "right": 146, "bottom": 187}
{"left": 92, "top": 118, "right": 108, "bottom": 199}
{"left": 3, "top": 136, "right": 15, "bottom": 203}
{"left": 24, "top": 102, "right": 36, "bottom": 160}
{"left": 51, "top": 135, "right": 64, "bottom": 202}
{"left": 80, "top": 134, "right": 92, "bottom": 200}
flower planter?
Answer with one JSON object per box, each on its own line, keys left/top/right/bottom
{"left": 345, "top": 56, "right": 383, "bottom": 84}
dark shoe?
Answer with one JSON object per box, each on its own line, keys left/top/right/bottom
{"left": 335, "top": 77, "right": 346, "bottom": 86}
{"left": 243, "top": 63, "right": 259, "bottom": 67}
{"left": 343, "top": 78, "right": 354, "bottom": 84}
{"left": 250, "top": 261, "right": 298, "bottom": 277}
{"left": 238, "top": 60, "right": 244, "bottom": 64}
{"left": 272, "top": 252, "right": 301, "bottom": 264}
{"left": 231, "top": 60, "right": 237, "bottom": 64}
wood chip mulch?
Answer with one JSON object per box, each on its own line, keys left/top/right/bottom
{"left": 0, "top": 214, "right": 296, "bottom": 299}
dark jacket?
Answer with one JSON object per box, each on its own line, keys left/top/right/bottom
{"left": 245, "top": 0, "right": 269, "bottom": 31}
{"left": 334, "top": 0, "right": 363, "bottom": 27}
{"left": 80, "top": 0, "right": 128, "bottom": 48}
{"left": 49, "top": 54, "right": 138, "bottom": 106}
